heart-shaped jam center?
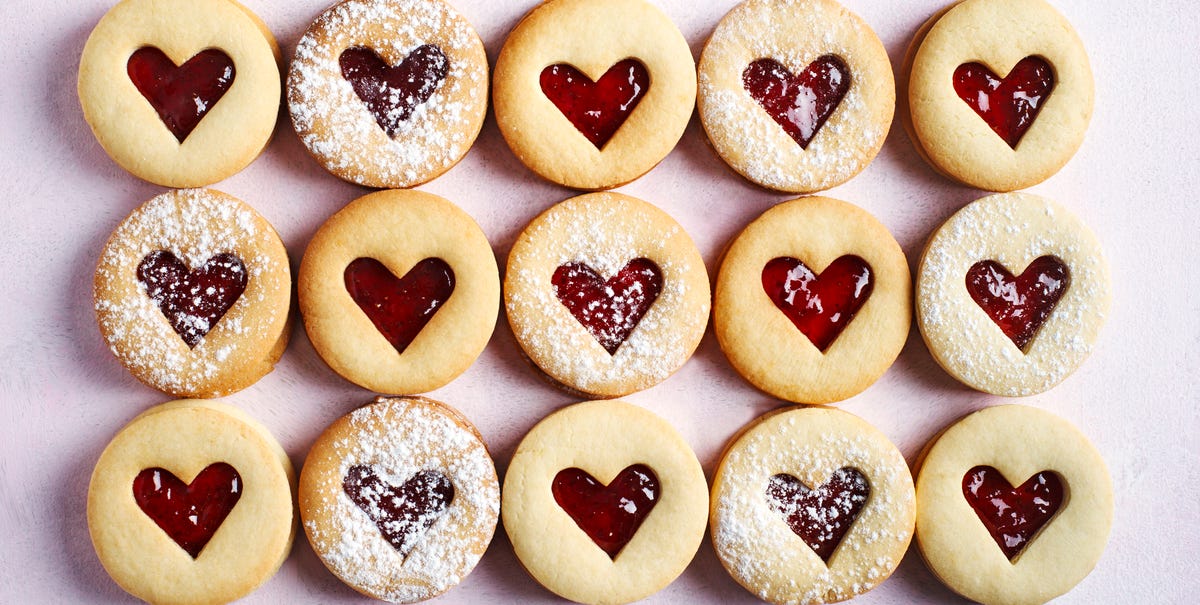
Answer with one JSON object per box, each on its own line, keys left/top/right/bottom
{"left": 540, "top": 59, "right": 650, "bottom": 149}
{"left": 953, "top": 56, "right": 1055, "bottom": 149}
{"left": 552, "top": 464, "right": 660, "bottom": 559}
{"left": 127, "top": 47, "right": 235, "bottom": 143}
{"left": 766, "top": 468, "right": 870, "bottom": 563}
{"left": 965, "top": 255, "right": 1069, "bottom": 352}
{"left": 762, "top": 255, "right": 873, "bottom": 352}
{"left": 137, "top": 251, "right": 247, "bottom": 349}
{"left": 742, "top": 56, "right": 850, "bottom": 149}
{"left": 963, "top": 466, "right": 1064, "bottom": 561}
{"left": 343, "top": 465, "right": 454, "bottom": 556}
{"left": 133, "top": 463, "right": 242, "bottom": 558}
{"left": 552, "top": 258, "right": 663, "bottom": 355}
{"left": 344, "top": 257, "right": 455, "bottom": 355}
{"left": 340, "top": 45, "right": 449, "bottom": 138}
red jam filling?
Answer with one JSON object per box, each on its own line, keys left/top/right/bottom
{"left": 766, "top": 468, "right": 870, "bottom": 563}
{"left": 343, "top": 465, "right": 454, "bottom": 556}
{"left": 965, "top": 255, "right": 1069, "bottom": 352}
{"left": 742, "top": 55, "right": 850, "bottom": 149}
{"left": 137, "top": 250, "right": 247, "bottom": 349}
{"left": 539, "top": 59, "right": 650, "bottom": 149}
{"left": 339, "top": 45, "right": 449, "bottom": 138}
{"left": 762, "top": 255, "right": 873, "bottom": 352}
{"left": 963, "top": 466, "right": 1064, "bottom": 561}
{"left": 344, "top": 257, "right": 455, "bottom": 355}
{"left": 552, "top": 258, "right": 663, "bottom": 355}
{"left": 552, "top": 464, "right": 660, "bottom": 559}
{"left": 127, "top": 47, "right": 235, "bottom": 143}
{"left": 953, "top": 56, "right": 1055, "bottom": 149}
{"left": 132, "top": 463, "right": 242, "bottom": 559}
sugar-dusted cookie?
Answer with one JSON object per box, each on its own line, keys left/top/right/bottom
{"left": 78, "top": 0, "right": 281, "bottom": 187}
{"left": 300, "top": 396, "right": 500, "bottom": 603}
{"left": 298, "top": 189, "right": 498, "bottom": 394}
{"left": 504, "top": 192, "right": 709, "bottom": 398}
{"left": 88, "top": 400, "right": 295, "bottom": 605}
{"left": 714, "top": 197, "right": 910, "bottom": 404}
{"left": 493, "top": 0, "right": 695, "bottom": 190}
{"left": 288, "top": 0, "right": 489, "bottom": 188}
{"left": 915, "top": 405, "right": 1113, "bottom": 605}
{"left": 698, "top": 0, "right": 894, "bottom": 193}
{"left": 94, "top": 189, "right": 291, "bottom": 398}
{"left": 503, "top": 400, "right": 708, "bottom": 605}
{"left": 711, "top": 406, "right": 915, "bottom": 604}
{"left": 916, "top": 192, "right": 1110, "bottom": 396}
{"left": 904, "top": 0, "right": 1093, "bottom": 191}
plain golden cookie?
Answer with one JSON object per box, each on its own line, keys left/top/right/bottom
{"left": 493, "top": 0, "right": 696, "bottom": 190}
{"left": 94, "top": 189, "right": 292, "bottom": 398}
{"left": 78, "top": 0, "right": 281, "bottom": 187}
{"left": 88, "top": 400, "right": 295, "bottom": 605}
{"left": 698, "top": 0, "right": 894, "bottom": 193}
{"left": 714, "top": 197, "right": 910, "bottom": 404}
{"left": 298, "top": 189, "right": 498, "bottom": 394}
{"left": 711, "top": 406, "right": 915, "bottom": 604}
{"left": 502, "top": 400, "right": 709, "bottom": 605}
{"left": 300, "top": 396, "right": 499, "bottom": 603}
{"left": 915, "top": 405, "right": 1113, "bottom": 605}
{"left": 905, "top": 0, "right": 1093, "bottom": 191}
{"left": 287, "top": 0, "right": 489, "bottom": 188}
{"left": 915, "top": 192, "right": 1110, "bottom": 396}
{"left": 504, "top": 192, "right": 710, "bottom": 398}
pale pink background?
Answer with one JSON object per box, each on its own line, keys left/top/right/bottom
{"left": 1, "top": 0, "right": 1196, "bottom": 602}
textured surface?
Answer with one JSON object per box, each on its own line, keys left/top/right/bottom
{"left": 1, "top": 0, "right": 1197, "bottom": 603}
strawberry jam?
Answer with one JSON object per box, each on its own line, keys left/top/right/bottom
{"left": 953, "top": 56, "right": 1055, "bottom": 149}
{"left": 132, "top": 463, "right": 242, "bottom": 559}
{"left": 339, "top": 45, "right": 449, "bottom": 138}
{"left": 127, "top": 47, "right": 235, "bottom": 143}
{"left": 963, "top": 466, "right": 1064, "bottom": 561}
{"left": 344, "top": 257, "right": 455, "bottom": 355}
{"left": 552, "top": 258, "right": 663, "bottom": 355}
{"left": 965, "top": 255, "right": 1069, "bottom": 351}
{"left": 742, "top": 55, "right": 850, "bottom": 149}
{"left": 552, "top": 464, "right": 660, "bottom": 559}
{"left": 137, "top": 250, "right": 247, "bottom": 349}
{"left": 762, "top": 256, "right": 873, "bottom": 352}
{"left": 343, "top": 465, "right": 454, "bottom": 557}
{"left": 540, "top": 59, "right": 650, "bottom": 149}
{"left": 766, "top": 468, "right": 870, "bottom": 563}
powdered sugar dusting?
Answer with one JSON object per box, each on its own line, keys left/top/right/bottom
{"left": 287, "top": 0, "right": 487, "bottom": 187}
{"left": 916, "top": 193, "right": 1110, "bottom": 395}
{"left": 506, "top": 194, "right": 709, "bottom": 394}
{"left": 713, "top": 410, "right": 914, "bottom": 604}
{"left": 699, "top": 0, "right": 888, "bottom": 191}
{"left": 304, "top": 397, "right": 499, "bottom": 603}
{"left": 93, "top": 189, "right": 286, "bottom": 396}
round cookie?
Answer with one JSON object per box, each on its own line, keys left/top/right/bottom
{"left": 905, "top": 0, "right": 1094, "bottom": 191}
{"left": 287, "top": 0, "right": 489, "bottom": 188}
{"left": 502, "top": 400, "right": 709, "bottom": 605}
{"left": 698, "top": 0, "right": 894, "bottom": 193}
{"left": 78, "top": 0, "right": 281, "bottom": 188}
{"left": 714, "top": 197, "right": 910, "bottom": 404}
{"left": 88, "top": 400, "right": 295, "bottom": 605}
{"left": 915, "top": 192, "right": 1110, "bottom": 396}
{"left": 298, "top": 189, "right": 498, "bottom": 394}
{"left": 711, "top": 406, "right": 915, "bottom": 604}
{"left": 94, "top": 189, "right": 292, "bottom": 398}
{"left": 493, "top": 0, "right": 696, "bottom": 190}
{"left": 915, "top": 405, "right": 1113, "bottom": 605}
{"left": 300, "top": 396, "right": 500, "bottom": 603}
{"left": 504, "top": 192, "right": 710, "bottom": 398}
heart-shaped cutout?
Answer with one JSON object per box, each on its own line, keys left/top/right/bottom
{"left": 742, "top": 55, "right": 850, "bottom": 149}
{"left": 137, "top": 250, "right": 247, "bottom": 349}
{"left": 540, "top": 59, "right": 650, "bottom": 149}
{"left": 766, "top": 468, "right": 870, "bottom": 563}
{"left": 963, "top": 466, "right": 1064, "bottom": 561}
{"left": 965, "top": 255, "right": 1069, "bottom": 352}
{"left": 762, "top": 255, "right": 873, "bottom": 352}
{"left": 953, "top": 56, "right": 1055, "bottom": 149}
{"left": 133, "top": 463, "right": 242, "bottom": 558}
{"left": 343, "top": 465, "right": 455, "bottom": 556}
{"left": 127, "top": 47, "right": 236, "bottom": 143}
{"left": 340, "top": 45, "right": 449, "bottom": 138}
{"left": 552, "top": 464, "right": 660, "bottom": 559}
{"left": 344, "top": 257, "right": 455, "bottom": 354}
{"left": 552, "top": 258, "right": 663, "bottom": 355}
